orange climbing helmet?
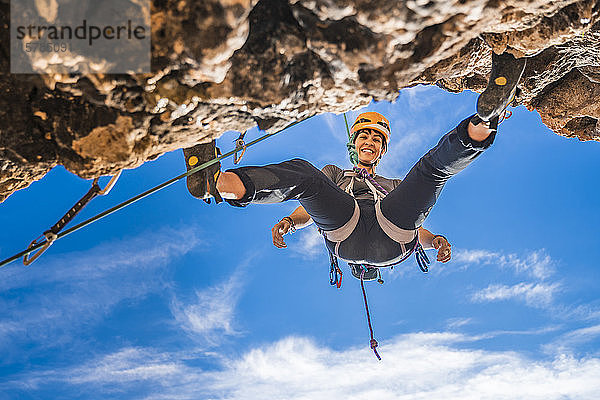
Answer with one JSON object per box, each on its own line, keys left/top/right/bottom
{"left": 350, "top": 111, "right": 391, "bottom": 145}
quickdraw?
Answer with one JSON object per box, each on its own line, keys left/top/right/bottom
{"left": 23, "top": 171, "right": 122, "bottom": 266}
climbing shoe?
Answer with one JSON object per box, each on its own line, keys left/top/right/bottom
{"left": 183, "top": 141, "right": 223, "bottom": 204}
{"left": 476, "top": 51, "right": 526, "bottom": 122}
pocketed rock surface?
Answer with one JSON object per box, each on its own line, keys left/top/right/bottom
{"left": 1, "top": 0, "right": 599, "bottom": 201}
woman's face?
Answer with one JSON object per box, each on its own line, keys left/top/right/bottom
{"left": 354, "top": 129, "right": 386, "bottom": 165}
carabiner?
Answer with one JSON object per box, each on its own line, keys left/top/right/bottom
{"left": 23, "top": 231, "right": 58, "bottom": 266}
{"left": 97, "top": 170, "right": 122, "bottom": 195}
{"left": 233, "top": 132, "right": 247, "bottom": 164}
{"left": 415, "top": 242, "right": 430, "bottom": 273}
{"left": 328, "top": 251, "right": 342, "bottom": 288}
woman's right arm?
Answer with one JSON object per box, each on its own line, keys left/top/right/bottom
{"left": 271, "top": 205, "right": 313, "bottom": 248}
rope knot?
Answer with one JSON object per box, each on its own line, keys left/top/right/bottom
{"left": 370, "top": 339, "right": 381, "bottom": 361}
{"left": 352, "top": 166, "right": 369, "bottom": 178}
{"left": 352, "top": 166, "right": 389, "bottom": 197}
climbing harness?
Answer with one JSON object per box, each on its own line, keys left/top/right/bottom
{"left": 0, "top": 117, "right": 310, "bottom": 269}
{"left": 23, "top": 171, "right": 122, "bottom": 266}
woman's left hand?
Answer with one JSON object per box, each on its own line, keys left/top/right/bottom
{"left": 433, "top": 236, "right": 452, "bottom": 263}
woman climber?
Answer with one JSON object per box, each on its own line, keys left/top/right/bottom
{"left": 182, "top": 51, "right": 526, "bottom": 281}
{"left": 181, "top": 50, "right": 526, "bottom": 360}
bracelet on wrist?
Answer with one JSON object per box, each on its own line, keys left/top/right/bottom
{"left": 433, "top": 234, "right": 447, "bottom": 244}
{"left": 281, "top": 216, "right": 296, "bottom": 233}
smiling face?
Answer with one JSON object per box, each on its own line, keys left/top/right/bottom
{"left": 354, "top": 129, "right": 386, "bottom": 166}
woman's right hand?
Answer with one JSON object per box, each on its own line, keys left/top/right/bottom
{"left": 272, "top": 219, "right": 291, "bottom": 248}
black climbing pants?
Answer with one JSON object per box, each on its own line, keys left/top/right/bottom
{"left": 226, "top": 115, "right": 495, "bottom": 265}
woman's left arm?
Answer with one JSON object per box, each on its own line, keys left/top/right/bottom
{"left": 418, "top": 227, "right": 452, "bottom": 263}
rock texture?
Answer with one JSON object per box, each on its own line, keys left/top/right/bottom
{"left": 1, "top": 0, "right": 599, "bottom": 202}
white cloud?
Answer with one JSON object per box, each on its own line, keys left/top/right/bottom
{"left": 561, "top": 324, "right": 600, "bottom": 343}
{"left": 472, "top": 282, "right": 561, "bottom": 307}
{"left": 556, "top": 303, "right": 600, "bottom": 322}
{"left": 290, "top": 227, "right": 325, "bottom": 260}
{"left": 69, "top": 348, "right": 182, "bottom": 384}
{"left": 404, "top": 85, "right": 440, "bottom": 113}
{"left": 446, "top": 317, "right": 473, "bottom": 329}
{"left": 457, "top": 249, "right": 600, "bottom": 322}
{"left": 455, "top": 249, "right": 562, "bottom": 310}
{"left": 377, "top": 125, "right": 432, "bottom": 177}
{"left": 382, "top": 260, "right": 423, "bottom": 281}
{"left": 5, "top": 347, "right": 187, "bottom": 394}
{"left": 0, "top": 227, "right": 203, "bottom": 350}
{"left": 322, "top": 113, "right": 348, "bottom": 145}
{"left": 544, "top": 324, "right": 600, "bottom": 354}
{"left": 453, "top": 249, "right": 555, "bottom": 280}
{"left": 505, "top": 251, "right": 554, "bottom": 281}
{"left": 171, "top": 272, "right": 243, "bottom": 344}
{"left": 453, "top": 249, "right": 500, "bottom": 265}
{"left": 0, "top": 226, "right": 204, "bottom": 292}
{"left": 11, "top": 333, "right": 600, "bottom": 400}
{"left": 482, "top": 325, "right": 562, "bottom": 338}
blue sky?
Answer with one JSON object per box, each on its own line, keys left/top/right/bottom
{"left": 1, "top": 86, "right": 600, "bottom": 399}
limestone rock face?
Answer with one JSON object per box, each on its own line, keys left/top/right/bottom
{"left": 1, "top": 0, "right": 599, "bottom": 201}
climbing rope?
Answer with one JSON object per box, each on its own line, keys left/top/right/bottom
{"left": 353, "top": 166, "right": 387, "bottom": 196}
{"left": 360, "top": 267, "right": 381, "bottom": 361}
{"left": 344, "top": 113, "right": 359, "bottom": 166}
{"left": 0, "top": 116, "right": 310, "bottom": 269}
